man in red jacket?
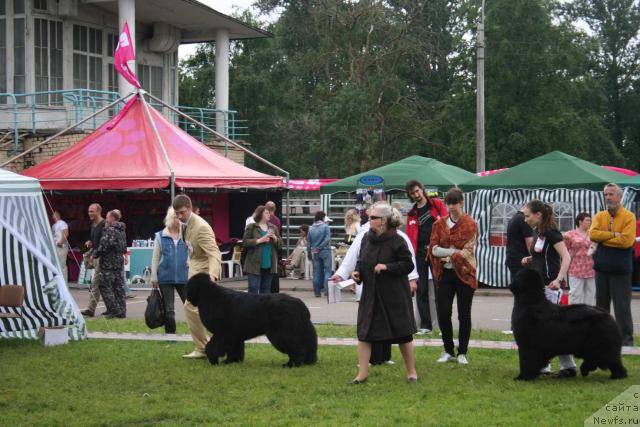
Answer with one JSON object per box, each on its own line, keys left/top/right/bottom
{"left": 405, "top": 180, "right": 448, "bottom": 333}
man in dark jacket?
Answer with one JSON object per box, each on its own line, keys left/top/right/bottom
{"left": 504, "top": 208, "right": 533, "bottom": 333}
{"left": 95, "top": 210, "right": 127, "bottom": 318}
{"left": 404, "top": 180, "right": 447, "bottom": 334}
{"left": 81, "top": 203, "right": 106, "bottom": 317}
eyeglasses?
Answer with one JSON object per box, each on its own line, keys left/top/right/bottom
{"left": 369, "top": 215, "right": 383, "bottom": 220}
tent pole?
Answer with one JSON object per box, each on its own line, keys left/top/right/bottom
{"left": 139, "top": 92, "right": 175, "bottom": 198}
{"left": 285, "top": 172, "right": 290, "bottom": 256}
{"left": 170, "top": 171, "right": 175, "bottom": 200}
{"left": 144, "top": 92, "right": 288, "bottom": 177}
{"left": 0, "top": 92, "right": 134, "bottom": 168}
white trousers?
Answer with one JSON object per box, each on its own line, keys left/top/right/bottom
{"left": 568, "top": 276, "right": 596, "bottom": 306}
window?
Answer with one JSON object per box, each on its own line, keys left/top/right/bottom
{"left": 137, "top": 64, "right": 163, "bottom": 101}
{"left": 551, "top": 202, "right": 574, "bottom": 232}
{"left": 33, "top": 0, "right": 46, "bottom": 10}
{"left": 107, "top": 33, "right": 118, "bottom": 57}
{"left": 73, "top": 24, "right": 103, "bottom": 91}
{"left": 489, "top": 201, "right": 575, "bottom": 247}
{"left": 14, "top": 0, "right": 23, "bottom": 14}
{"left": 34, "top": 18, "right": 63, "bottom": 104}
{"left": 0, "top": 2, "right": 5, "bottom": 103}
{"left": 13, "top": 13, "right": 25, "bottom": 93}
{"left": 490, "top": 203, "right": 522, "bottom": 247}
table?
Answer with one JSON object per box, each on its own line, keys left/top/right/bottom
{"left": 129, "top": 247, "right": 153, "bottom": 278}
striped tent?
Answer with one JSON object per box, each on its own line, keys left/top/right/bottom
{"left": 0, "top": 169, "right": 85, "bottom": 339}
{"left": 468, "top": 188, "right": 636, "bottom": 288}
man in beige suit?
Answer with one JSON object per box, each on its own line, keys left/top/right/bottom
{"left": 172, "top": 194, "right": 221, "bottom": 359}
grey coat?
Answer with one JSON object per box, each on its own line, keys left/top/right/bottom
{"left": 242, "top": 223, "right": 282, "bottom": 275}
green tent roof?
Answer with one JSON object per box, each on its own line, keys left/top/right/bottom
{"left": 460, "top": 151, "right": 629, "bottom": 191}
{"left": 320, "top": 156, "right": 476, "bottom": 194}
{"left": 617, "top": 173, "right": 640, "bottom": 188}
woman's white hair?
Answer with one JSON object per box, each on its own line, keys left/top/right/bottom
{"left": 372, "top": 201, "right": 403, "bottom": 228}
{"left": 164, "top": 207, "right": 178, "bottom": 228}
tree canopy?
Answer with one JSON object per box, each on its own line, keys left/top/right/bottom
{"left": 179, "top": 0, "right": 640, "bottom": 177}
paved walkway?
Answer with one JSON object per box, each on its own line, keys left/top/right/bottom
{"left": 86, "top": 332, "right": 640, "bottom": 356}
{"left": 72, "top": 277, "right": 640, "bottom": 331}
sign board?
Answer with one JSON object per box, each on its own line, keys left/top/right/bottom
{"left": 358, "top": 175, "right": 384, "bottom": 186}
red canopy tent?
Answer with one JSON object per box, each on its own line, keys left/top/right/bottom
{"left": 22, "top": 96, "right": 284, "bottom": 190}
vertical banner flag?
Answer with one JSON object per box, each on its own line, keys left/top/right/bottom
{"left": 114, "top": 22, "right": 141, "bottom": 88}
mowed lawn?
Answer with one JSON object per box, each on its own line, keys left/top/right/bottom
{"left": 0, "top": 331, "right": 638, "bottom": 427}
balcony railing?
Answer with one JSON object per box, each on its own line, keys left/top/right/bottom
{"left": 0, "top": 89, "right": 248, "bottom": 152}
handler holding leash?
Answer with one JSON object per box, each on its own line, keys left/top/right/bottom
{"left": 173, "top": 194, "right": 222, "bottom": 360}
{"left": 522, "top": 200, "right": 576, "bottom": 378}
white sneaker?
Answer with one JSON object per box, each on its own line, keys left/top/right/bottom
{"left": 501, "top": 330, "right": 513, "bottom": 335}
{"left": 540, "top": 364, "right": 551, "bottom": 375}
{"left": 385, "top": 360, "right": 395, "bottom": 365}
{"left": 457, "top": 354, "right": 469, "bottom": 365}
{"left": 416, "top": 328, "right": 432, "bottom": 335}
{"left": 436, "top": 352, "right": 456, "bottom": 363}
{"left": 182, "top": 350, "right": 207, "bottom": 359}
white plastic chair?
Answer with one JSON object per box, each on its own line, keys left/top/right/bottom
{"left": 222, "top": 245, "right": 243, "bottom": 278}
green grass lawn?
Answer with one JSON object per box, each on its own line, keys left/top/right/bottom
{"left": 85, "top": 319, "right": 512, "bottom": 341}
{"left": 85, "top": 319, "right": 640, "bottom": 344}
{"left": 0, "top": 338, "right": 637, "bottom": 426}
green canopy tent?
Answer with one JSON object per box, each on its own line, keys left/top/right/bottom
{"left": 460, "top": 151, "right": 628, "bottom": 191}
{"left": 320, "top": 156, "right": 476, "bottom": 194}
{"left": 618, "top": 174, "right": 640, "bottom": 189}
{"left": 457, "top": 151, "right": 632, "bottom": 288}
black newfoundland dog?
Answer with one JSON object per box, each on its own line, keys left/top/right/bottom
{"left": 186, "top": 273, "right": 318, "bottom": 367}
{"left": 510, "top": 269, "right": 627, "bottom": 380}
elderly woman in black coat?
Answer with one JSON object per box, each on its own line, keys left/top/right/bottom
{"left": 351, "top": 202, "right": 417, "bottom": 384}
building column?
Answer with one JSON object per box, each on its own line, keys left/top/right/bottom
{"left": 118, "top": 0, "right": 136, "bottom": 98}
{"left": 215, "top": 28, "right": 230, "bottom": 137}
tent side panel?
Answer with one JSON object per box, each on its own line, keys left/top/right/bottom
{"left": 472, "top": 188, "right": 607, "bottom": 288}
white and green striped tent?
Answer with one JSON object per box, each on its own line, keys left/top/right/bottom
{"left": 467, "top": 188, "right": 637, "bottom": 288}
{"left": 0, "top": 168, "right": 85, "bottom": 339}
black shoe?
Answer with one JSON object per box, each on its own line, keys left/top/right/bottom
{"left": 407, "top": 377, "right": 419, "bottom": 383}
{"left": 81, "top": 309, "right": 94, "bottom": 317}
{"left": 552, "top": 368, "right": 577, "bottom": 379}
{"left": 349, "top": 377, "right": 367, "bottom": 385}
{"left": 101, "top": 311, "right": 112, "bottom": 316}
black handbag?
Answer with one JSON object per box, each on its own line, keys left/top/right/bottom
{"left": 144, "top": 288, "right": 165, "bottom": 329}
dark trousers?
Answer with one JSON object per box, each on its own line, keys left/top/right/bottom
{"left": 437, "top": 269, "right": 475, "bottom": 355}
{"left": 416, "top": 255, "right": 434, "bottom": 330}
{"left": 248, "top": 269, "right": 273, "bottom": 294}
{"left": 595, "top": 271, "right": 634, "bottom": 346}
{"left": 98, "top": 269, "right": 126, "bottom": 316}
{"left": 271, "top": 275, "right": 280, "bottom": 293}
{"left": 159, "top": 283, "right": 186, "bottom": 334}
{"left": 507, "top": 264, "right": 525, "bottom": 328}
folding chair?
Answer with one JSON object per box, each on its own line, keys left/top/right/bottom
{"left": 0, "top": 285, "right": 25, "bottom": 338}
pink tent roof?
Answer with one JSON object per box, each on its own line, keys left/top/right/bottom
{"left": 288, "top": 179, "right": 337, "bottom": 191}
{"left": 23, "top": 97, "right": 284, "bottom": 190}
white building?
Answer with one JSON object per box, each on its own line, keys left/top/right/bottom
{"left": 0, "top": 0, "right": 269, "bottom": 169}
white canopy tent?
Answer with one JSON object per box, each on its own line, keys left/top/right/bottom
{"left": 0, "top": 168, "right": 85, "bottom": 339}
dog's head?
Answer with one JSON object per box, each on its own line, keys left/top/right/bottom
{"left": 186, "top": 273, "right": 216, "bottom": 307}
{"left": 510, "top": 268, "right": 546, "bottom": 303}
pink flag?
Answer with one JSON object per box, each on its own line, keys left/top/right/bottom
{"left": 114, "top": 22, "right": 141, "bottom": 89}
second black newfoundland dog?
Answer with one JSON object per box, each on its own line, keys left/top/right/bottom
{"left": 510, "top": 269, "right": 627, "bottom": 380}
{"left": 186, "top": 273, "right": 318, "bottom": 367}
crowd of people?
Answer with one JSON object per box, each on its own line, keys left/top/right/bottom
{"left": 49, "top": 180, "right": 637, "bottom": 382}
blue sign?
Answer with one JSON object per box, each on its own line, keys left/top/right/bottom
{"left": 359, "top": 175, "right": 384, "bottom": 186}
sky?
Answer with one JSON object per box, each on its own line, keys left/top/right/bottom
{"left": 178, "top": 0, "right": 260, "bottom": 59}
